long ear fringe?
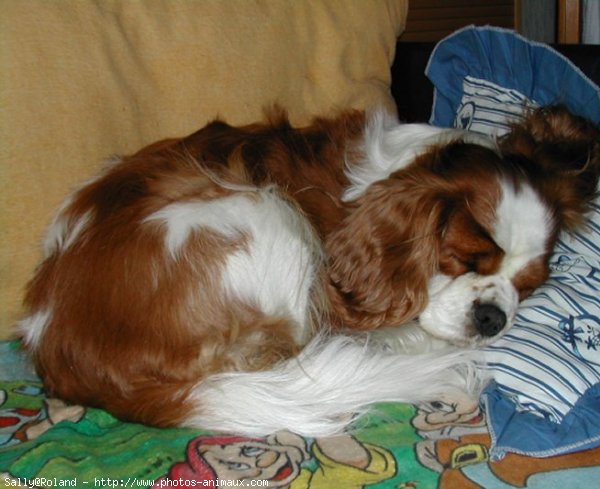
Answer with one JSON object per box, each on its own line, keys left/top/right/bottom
{"left": 499, "top": 105, "right": 600, "bottom": 230}
{"left": 324, "top": 173, "right": 450, "bottom": 330}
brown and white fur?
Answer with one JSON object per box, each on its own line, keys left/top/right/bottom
{"left": 19, "top": 106, "right": 600, "bottom": 436}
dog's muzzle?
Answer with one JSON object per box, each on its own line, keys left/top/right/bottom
{"left": 418, "top": 273, "right": 519, "bottom": 346}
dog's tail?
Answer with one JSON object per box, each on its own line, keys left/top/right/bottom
{"left": 181, "top": 334, "right": 486, "bottom": 437}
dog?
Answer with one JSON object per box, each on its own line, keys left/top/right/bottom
{"left": 18, "top": 106, "right": 600, "bottom": 436}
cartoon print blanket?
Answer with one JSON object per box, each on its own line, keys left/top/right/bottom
{"left": 2, "top": 341, "right": 600, "bottom": 489}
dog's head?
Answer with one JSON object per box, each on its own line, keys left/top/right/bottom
{"left": 327, "top": 106, "right": 600, "bottom": 346}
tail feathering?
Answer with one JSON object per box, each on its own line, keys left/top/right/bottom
{"left": 184, "top": 334, "right": 487, "bottom": 437}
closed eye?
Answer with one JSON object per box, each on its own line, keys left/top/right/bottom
{"left": 442, "top": 250, "right": 500, "bottom": 276}
{"left": 439, "top": 206, "right": 504, "bottom": 277}
{"left": 453, "top": 253, "right": 475, "bottom": 272}
{"left": 512, "top": 259, "right": 550, "bottom": 301}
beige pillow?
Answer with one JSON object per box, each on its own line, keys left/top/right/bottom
{"left": 0, "top": 0, "right": 408, "bottom": 338}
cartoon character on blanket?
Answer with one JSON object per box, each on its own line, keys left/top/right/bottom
{"left": 152, "top": 431, "right": 396, "bottom": 488}
{"left": 3, "top": 383, "right": 600, "bottom": 488}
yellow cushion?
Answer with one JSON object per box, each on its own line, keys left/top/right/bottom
{"left": 0, "top": 0, "right": 407, "bottom": 338}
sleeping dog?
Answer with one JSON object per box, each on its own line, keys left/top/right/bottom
{"left": 20, "top": 106, "right": 600, "bottom": 435}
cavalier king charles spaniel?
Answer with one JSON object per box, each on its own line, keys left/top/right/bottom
{"left": 19, "top": 106, "right": 599, "bottom": 436}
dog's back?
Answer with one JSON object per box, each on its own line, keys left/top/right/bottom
{"left": 19, "top": 112, "right": 366, "bottom": 426}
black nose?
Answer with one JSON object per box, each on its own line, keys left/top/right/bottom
{"left": 473, "top": 303, "right": 507, "bottom": 337}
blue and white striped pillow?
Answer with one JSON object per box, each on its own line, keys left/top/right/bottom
{"left": 482, "top": 200, "right": 600, "bottom": 458}
{"left": 484, "top": 202, "right": 600, "bottom": 422}
{"left": 452, "top": 76, "right": 536, "bottom": 137}
{"left": 426, "top": 24, "right": 600, "bottom": 456}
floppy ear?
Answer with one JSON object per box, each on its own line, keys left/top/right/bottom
{"left": 499, "top": 105, "right": 600, "bottom": 229}
{"left": 325, "top": 174, "right": 450, "bottom": 330}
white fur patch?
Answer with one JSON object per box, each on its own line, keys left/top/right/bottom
{"left": 145, "top": 195, "right": 253, "bottom": 257}
{"left": 146, "top": 188, "right": 323, "bottom": 343}
{"left": 419, "top": 273, "right": 519, "bottom": 346}
{"left": 493, "top": 179, "right": 554, "bottom": 279}
{"left": 43, "top": 196, "right": 93, "bottom": 257}
{"left": 343, "top": 110, "right": 497, "bottom": 201}
{"left": 18, "top": 309, "right": 52, "bottom": 349}
{"left": 368, "top": 321, "right": 451, "bottom": 354}
{"left": 220, "top": 190, "right": 323, "bottom": 344}
{"left": 42, "top": 164, "right": 122, "bottom": 257}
